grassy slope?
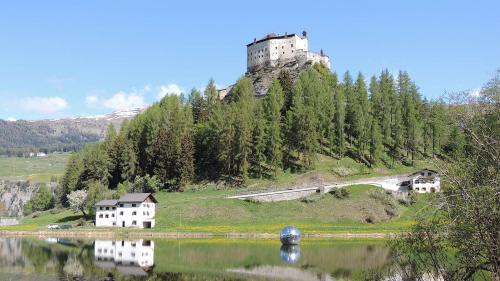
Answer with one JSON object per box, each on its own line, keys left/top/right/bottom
{"left": 3, "top": 153, "right": 437, "bottom": 233}
{"left": 12, "top": 185, "right": 435, "bottom": 233}
{"left": 0, "top": 152, "right": 69, "bottom": 182}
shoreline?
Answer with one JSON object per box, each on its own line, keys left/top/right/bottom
{"left": 0, "top": 230, "right": 395, "bottom": 239}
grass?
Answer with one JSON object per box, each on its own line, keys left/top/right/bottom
{"left": 8, "top": 185, "right": 436, "bottom": 234}
{"left": 0, "top": 152, "right": 70, "bottom": 182}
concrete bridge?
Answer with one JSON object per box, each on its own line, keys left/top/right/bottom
{"left": 226, "top": 174, "right": 410, "bottom": 202}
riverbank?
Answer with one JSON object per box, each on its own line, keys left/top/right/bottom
{"left": 0, "top": 229, "right": 395, "bottom": 239}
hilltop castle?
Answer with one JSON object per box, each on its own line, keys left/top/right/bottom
{"left": 246, "top": 31, "right": 330, "bottom": 72}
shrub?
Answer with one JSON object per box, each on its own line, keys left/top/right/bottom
{"left": 329, "top": 188, "right": 350, "bottom": 199}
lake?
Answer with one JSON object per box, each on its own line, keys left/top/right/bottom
{"left": 0, "top": 237, "right": 394, "bottom": 281}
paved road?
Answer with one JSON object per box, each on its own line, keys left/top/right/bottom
{"left": 228, "top": 174, "right": 411, "bottom": 202}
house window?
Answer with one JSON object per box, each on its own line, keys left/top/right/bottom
{"left": 132, "top": 221, "right": 137, "bottom": 225}
{"left": 100, "top": 207, "right": 103, "bottom": 210}
{"left": 291, "top": 44, "right": 293, "bottom": 47}
{"left": 132, "top": 242, "right": 136, "bottom": 247}
{"left": 119, "top": 204, "right": 124, "bottom": 207}
{"left": 105, "top": 214, "right": 108, "bottom": 218}
{"left": 99, "top": 214, "right": 103, "bottom": 218}
{"left": 112, "top": 222, "right": 116, "bottom": 226}
{"left": 105, "top": 207, "right": 109, "bottom": 210}
{"left": 112, "top": 207, "right": 116, "bottom": 210}
{"left": 132, "top": 204, "right": 136, "bottom": 207}
{"left": 112, "top": 214, "right": 115, "bottom": 217}
{"left": 112, "top": 241, "right": 115, "bottom": 245}
{"left": 132, "top": 211, "right": 137, "bottom": 216}
{"left": 119, "top": 211, "right": 123, "bottom": 215}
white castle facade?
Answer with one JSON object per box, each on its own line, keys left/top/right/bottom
{"left": 247, "top": 31, "right": 330, "bottom": 72}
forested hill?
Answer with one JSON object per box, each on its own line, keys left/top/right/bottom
{"left": 0, "top": 109, "right": 142, "bottom": 156}
{"left": 55, "top": 63, "right": 466, "bottom": 214}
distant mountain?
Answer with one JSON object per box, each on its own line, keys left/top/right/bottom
{"left": 0, "top": 108, "right": 143, "bottom": 156}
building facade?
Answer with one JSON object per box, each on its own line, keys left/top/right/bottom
{"left": 95, "top": 193, "right": 157, "bottom": 228}
{"left": 94, "top": 239, "right": 155, "bottom": 276}
{"left": 246, "top": 31, "right": 330, "bottom": 71}
{"left": 409, "top": 169, "right": 440, "bottom": 193}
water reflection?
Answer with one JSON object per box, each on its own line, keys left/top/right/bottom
{"left": 279, "top": 244, "right": 301, "bottom": 264}
{"left": 0, "top": 237, "right": 396, "bottom": 280}
{"left": 94, "top": 239, "right": 154, "bottom": 276}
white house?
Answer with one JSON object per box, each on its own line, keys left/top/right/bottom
{"left": 246, "top": 31, "right": 330, "bottom": 71}
{"left": 94, "top": 239, "right": 155, "bottom": 276}
{"left": 409, "top": 169, "right": 440, "bottom": 193}
{"left": 95, "top": 193, "right": 157, "bottom": 229}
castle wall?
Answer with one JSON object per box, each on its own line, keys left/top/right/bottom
{"left": 247, "top": 34, "right": 329, "bottom": 71}
{"left": 247, "top": 35, "right": 308, "bottom": 71}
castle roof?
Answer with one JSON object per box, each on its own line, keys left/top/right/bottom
{"left": 247, "top": 33, "right": 297, "bottom": 47}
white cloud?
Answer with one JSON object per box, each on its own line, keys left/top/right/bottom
{"left": 103, "top": 92, "right": 146, "bottom": 111}
{"left": 20, "top": 96, "right": 68, "bottom": 113}
{"left": 157, "top": 83, "right": 183, "bottom": 99}
{"left": 5, "top": 117, "right": 17, "bottom": 122}
{"left": 85, "top": 95, "right": 98, "bottom": 105}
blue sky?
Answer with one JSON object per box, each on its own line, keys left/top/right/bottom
{"left": 1, "top": 1, "right": 499, "bottom": 120}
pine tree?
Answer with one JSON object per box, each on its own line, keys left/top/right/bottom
{"left": 378, "top": 69, "right": 395, "bottom": 147}
{"left": 230, "top": 77, "right": 254, "bottom": 181}
{"left": 205, "top": 79, "right": 220, "bottom": 114}
{"left": 343, "top": 71, "right": 357, "bottom": 146}
{"left": 264, "top": 79, "right": 284, "bottom": 177}
{"left": 177, "top": 129, "right": 195, "bottom": 189}
{"left": 354, "top": 73, "right": 370, "bottom": 158}
{"left": 334, "top": 84, "right": 346, "bottom": 157}
{"left": 252, "top": 104, "right": 267, "bottom": 178}
{"left": 369, "top": 117, "right": 383, "bottom": 166}
{"left": 278, "top": 70, "right": 294, "bottom": 115}
{"left": 189, "top": 88, "right": 207, "bottom": 124}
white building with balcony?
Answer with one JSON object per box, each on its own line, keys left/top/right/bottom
{"left": 95, "top": 193, "right": 157, "bottom": 229}
{"left": 409, "top": 169, "right": 441, "bottom": 193}
{"left": 94, "top": 239, "right": 155, "bottom": 276}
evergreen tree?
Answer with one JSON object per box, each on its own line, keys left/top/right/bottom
{"left": 354, "top": 73, "right": 370, "bottom": 158}
{"left": 343, "top": 71, "right": 357, "bottom": 146}
{"left": 177, "top": 129, "right": 195, "bottom": 188}
{"left": 378, "top": 69, "right": 395, "bottom": 147}
{"left": 205, "top": 79, "right": 220, "bottom": 113}
{"left": 263, "top": 79, "right": 284, "bottom": 177}
{"left": 278, "top": 70, "right": 294, "bottom": 115}
{"left": 369, "top": 117, "right": 383, "bottom": 166}
{"left": 229, "top": 77, "right": 254, "bottom": 181}
{"left": 334, "top": 84, "right": 346, "bottom": 157}
{"left": 251, "top": 103, "right": 267, "bottom": 178}
{"left": 189, "top": 88, "right": 207, "bottom": 124}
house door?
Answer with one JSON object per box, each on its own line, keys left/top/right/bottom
{"left": 122, "top": 221, "right": 125, "bottom": 227}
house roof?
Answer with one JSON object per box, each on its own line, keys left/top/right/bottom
{"left": 410, "top": 169, "right": 439, "bottom": 177}
{"left": 118, "top": 193, "right": 157, "bottom": 203}
{"left": 95, "top": 199, "right": 118, "bottom": 206}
